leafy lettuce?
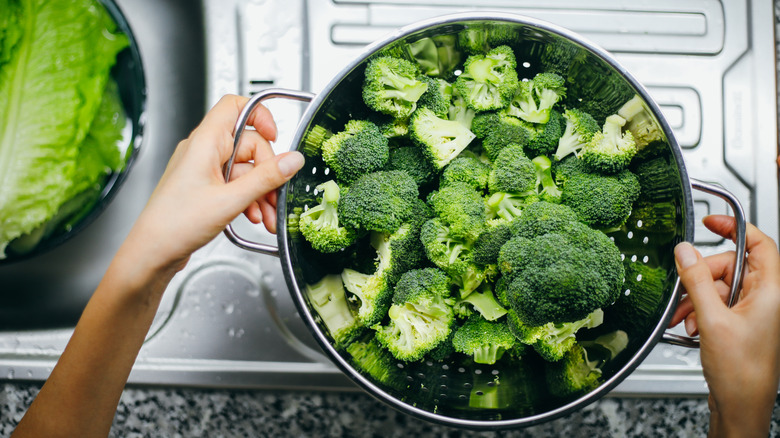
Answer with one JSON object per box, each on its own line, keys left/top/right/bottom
{"left": 0, "top": 0, "right": 130, "bottom": 258}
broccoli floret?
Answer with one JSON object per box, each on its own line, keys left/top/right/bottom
{"left": 473, "top": 222, "right": 513, "bottom": 266}
{"left": 563, "top": 63, "right": 636, "bottom": 124}
{"left": 579, "top": 114, "right": 637, "bottom": 174}
{"left": 373, "top": 268, "right": 455, "bottom": 361}
{"left": 609, "top": 262, "right": 668, "bottom": 334}
{"left": 504, "top": 72, "right": 566, "bottom": 124}
{"left": 298, "top": 180, "right": 359, "bottom": 253}
{"left": 362, "top": 56, "right": 429, "bottom": 119}
{"left": 427, "top": 182, "right": 487, "bottom": 241}
{"left": 420, "top": 218, "right": 486, "bottom": 295}
{"left": 507, "top": 308, "right": 604, "bottom": 362}
{"left": 540, "top": 42, "right": 589, "bottom": 77}
{"left": 338, "top": 170, "right": 419, "bottom": 233}
{"left": 560, "top": 167, "right": 641, "bottom": 230}
{"left": 321, "top": 120, "right": 390, "bottom": 184}
{"left": 439, "top": 156, "right": 491, "bottom": 192}
{"left": 544, "top": 344, "right": 600, "bottom": 397}
{"left": 633, "top": 156, "right": 681, "bottom": 200}
{"left": 452, "top": 316, "right": 515, "bottom": 365}
{"left": 453, "top": 285, "right": 507, "bottom": 321}
{"left": 469, "top": 112, "right": 499, "bottom": 139}
{"left": 523, "top": 108, "right": 565, "bottom": 158}
{"left": 618, "top": 94, "right": 665, "bottom": 149}
{"left": 448, "top": 86, "right": 476, "bottom": 129}
{"left": 479, "top": 114, "right": 532, "bottom": 161}
{"left": 488, "top": 144, "right": 536, "bottom": 194}
{"left": 499, "top": 221, "right": 624, "bottom": 326}
{"left": 510, "top": 201, "right": 579, "bottom": 239}
{"left": 453, "top": 45, "right": 520, "bottom": 112}
{"left": 372, "top": 114, "right": 409, "bottom": 139}
{"left": 485, "top": 191, "right": 535, "bottom": 223}
{"left": 302, "top": 124, "right": 333, "bottom": 157}
{"left": 346, "top": 334, "right": 404, "bottom": 390}
{"left": 546, "top": 330, "right": 629, "bottom": 397}
{"left": 385, "top": 146, "right": 436, "bottom": 187}
{"left": 417, "top": 76, "right": 453, "bottom": 118}
{"left": 341, "top": 268, "right": 391, "bottom": 327}
{"left": 409, "top": 107, "right": 477, "bottom": 171}
{"left": 371, "top": 221, "right": 428, "bottom": 286}
{"left": 305, "top": 274, "right": 363, "bottom": 350}
{"left": 553, "top": 108, "right": 600, "bottom": 161}
{"left": 532, "top": 155, "right": 563, "bottom": 203}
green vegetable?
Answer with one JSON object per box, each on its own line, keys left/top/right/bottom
{"left": 0, "top": 0, "right": 130, "bottom": 257}
{"left": 321, "top": 119, "right": 389, "bottom": 184}
{"left": 299, "top": 180, "right": 359, "bottom": 253}
{"left": 452, "top": 315, "right": 515, "bottom": 365}
{"left": 453, "top": 45, "right": 520, "bottom": 112}
{"left": 362, "top": 56, "right": 428, "bottom": 119}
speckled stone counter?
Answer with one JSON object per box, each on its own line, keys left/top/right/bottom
{"left": 1, "top": 382, "right": 779, "bottom": 437}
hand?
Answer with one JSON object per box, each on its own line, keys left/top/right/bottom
{"left": 128, "top": 94, "right": 305, "bottom": 276}
{"left": 670, "top": 215, "right": 780, "bottom": 437}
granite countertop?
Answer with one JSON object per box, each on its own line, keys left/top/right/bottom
{"left": 2, "top": 5, "right": 780, "bottom": 438}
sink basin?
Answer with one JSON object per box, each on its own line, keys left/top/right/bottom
{"left": 0, "top": 0, "right": 206, "bottom": 328}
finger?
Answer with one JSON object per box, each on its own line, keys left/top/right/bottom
{"left": 701, "top": 251, "right": 738, "bottom": 285}
{"left": 259, "top": 197, "right": 278, "bottom": 234}
{"left": 223, "top": 151, "right": 304, "bottom": 216}
{"left": 195, "top": 95, "right": 277, "bottom": 158}
{"left": 233, "top": 129, "right": 276, "bottom": 164}
{"left": 669, "top": 294, "right": 693, "bottom": 327}
{"left": 703, "top": 215, "right": 780, "bottom": 272}
{"left": 244, "top": 202, "right": 263, "bottom": 224}
{"left": 674, "top": 242, "right": 727, "bottom": 322}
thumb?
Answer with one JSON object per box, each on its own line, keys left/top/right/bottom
{"left": 674, "top": 242, "right": 726, "bottom": 327}
{"left": 226, "top": 151, "right": 305, "bottom": 210}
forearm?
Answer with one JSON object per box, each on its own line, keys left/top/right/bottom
{"left": 708, "top": 395, "right": 775, "bottom": 438}
{"left": 12, "top": 229, "right": 178, "bottom": 438}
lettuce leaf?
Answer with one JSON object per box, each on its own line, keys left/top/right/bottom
{"left": 0, "top": 0, "right": 130, "bottom": 257}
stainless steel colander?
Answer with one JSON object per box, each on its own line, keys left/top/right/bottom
{"left": 222, "top": 12, "right": 746, "bottom": 430}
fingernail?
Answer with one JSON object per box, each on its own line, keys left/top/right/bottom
{"left": 278, "top": 152, "right": 304, "bottom": 178}
{"left": 674, "top": 242, "right": 698, "bottom": 269}
{"left": 685, "top": 318, "right": 698, "bottom": 336}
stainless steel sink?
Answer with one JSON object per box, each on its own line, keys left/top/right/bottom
{"left": 1, "top": 0, "right": 777, "bottom": 395}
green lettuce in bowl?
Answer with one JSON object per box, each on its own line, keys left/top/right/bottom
{"left": 0, "top": 0, "right": 142, "bottom": 260}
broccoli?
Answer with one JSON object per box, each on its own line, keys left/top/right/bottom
{"left": 321, "top": 120, "right": 390, "bottom": 183}
{"left": 560, "top": 167, "right": 641, "bottom": 230}
{"left": 409, "top": 107, "right": 477, "bottom": 171}
{"left": 457, "top": 23, "right": 519, "bottom": 56}
{"left": 385, "top": 146, "right": 436, "bottom": 187}
{"left": 338, "top": 170, "right": 419, "bottom": 233}
{"left": 545, "top": 330, "right": 628, "bottom": 397}
{"left": 608, "top": 261, "right": 668, "bottom": 334}
{"left": 540, "top": 42, "right": 589, "bottom": 77}
{"left": 417, "top": 76, "right": 453, "bottom": 118}
{"left": 372, "top": 114, "right": 409, "bottom": 139}
{"left": 453, "top": 284, "right": 507, "bottom": 321}
{"left": 373, "top": 268, "right": 455, "bottom": 361}
{"left": 362, "top": 56, "right": 429, "bottom": 119}
{"left": 488, "top": 143, "right": 536, "bottom": 195}
{"left": 532, "top": 155, "right": 563, "bottom": 203}
{"left": 439, "top": 155, "right": 491, "bottom": 192}
{"left": 453, "top": 45, "right": 520, "bottom": 112}
{"left": 544, "top": 344, "right": 600, "bottom": 397}
{"left": 371, "top": 220, "right": 428, "bottom": 286}
{"left": 498, "top": 221, "right": 624, "bottom": 326}
{"left": 523, "top": 108, "right": 565, "bottom": 158}
{"left": 553, "top": 108, "right": 600, "bottom": 161}
{"left": 302, "top": 124, "right": 333, "bottom": 157}
{"left": 507, "top": 308, "right": 604, "bottom": 362}
{"left": 341, "top": 268, "right": 391, "bottom": 327}
{"left": 346, "top": 334, "right": 404, "bottom": 390}
{"left": 298, "top": 180, "right": 359, "bottom": 253}
{"left": 427, "top": 182, "right": 487, "bottom": 241}
{"left": 504, "top": 72, "right": 566, "bottom": 124}
{"left": 305, "top": 274, "right": 363, "bottom": 350}
{"left": 579, "top": 114, "right": 637, "bottom": 174}
{"left": 452, "top": 316, "right": 515, "bottom": 365}
{"left": 617, "top": 94, "right": 664, "bottom": 149}
{"left": 633, "top": 156, "right": 681, "bottom": 200}
{"left": 472, "top": 222, "right": 513, "bottom": 266}
{"left": 420, "top": 218, "right": 486, "bottom": 295}
{"left": 510, "top": 201, "right": 579, "bottom": 239}
{"left": 476, "top": 113, "right": 531, "bottom": 161}
{"left": 448, "top": 86, "right": 476, "bottom": 129}
{"left": 485, "top": 191, "right": 534, "bottom": 224}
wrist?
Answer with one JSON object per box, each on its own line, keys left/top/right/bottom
{"left": 708, "top": 397, "right": 773, "bottom": 438}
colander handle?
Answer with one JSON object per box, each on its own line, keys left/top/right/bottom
{"left": 661, "top": 179, "right": 747, "bottom": 348}
{"left": 222, "top": 88, "right": 316, "bottom": 257}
